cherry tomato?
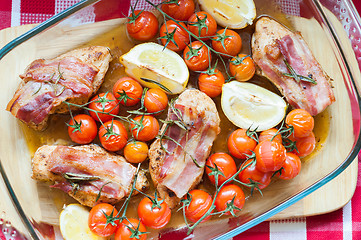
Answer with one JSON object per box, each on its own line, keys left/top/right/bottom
{"left": 114, "top": 218, "right": 147, "bottom": 240}
{"left": 187, "top": 11, "right": 217, "bottom": 40}
{"left": 88, "top": 203, "right": 119, "bottom": 237}
{"left": 127, "top": 10, "right": 159, "bottom": 41}
{"left": 99, "top": 120, "right": 128, "bottom": 152}
{"left": 144, "top": 88, "right": 168, "bottom": 114}
{"left": 259, "top": 128, "right": 282, "bottom": 144}
{"left": 286, "top": 109, "right": 314, "bottom": 138}
{"left": 198, "top": 68, "right": 225, "bottom": 98}
{"left": 227, "top": 128, "right": 257, "bottom": 160}
{"left": 183, "top": 41, "right": 211, "bottom": 71}
{"left": 130, "top": 115, "right": 159, "bottom": 142}
{"left": 254, "top": 140, "right": 286, "bottom": 172}
{"left": 214, "top": 184, "right": 245, "bottom": 215}
{"left": 161, "top": 0, "right": 195, "bottom": 21}
{"left": 184, "top": 189, "right": 213, "bottom": 223}
{"left": 138, "top": 197, "right": 171, "bottom": 229}
{"left": 124, "top": 141, "right": 149, "bottom": 163}
{"left": 238, "top": 159, "right": 272, "bottom": 190}
{"left": 290, "top": 131, "right": 316, "bottom": 157}
{"left": 277, "top": 152, "right": 301, "bottom": 180}
{"left": 88, "top": 92, "right": 119, "bottom": 122}
{"left": 159, "top": 20, "right": 190, "bottom": 52}
{"left": 212, "top": 29, "right": 242, "bottom": 57}
{"left": 113, "top": 77, "right": 143, "bottom": 107}
{"left": 67, "top": 114, "right": 97, "bottom": 144}
{"left": 206, "top": 152, "right": 237, "bottom": 186}
{"left": 229, "top": 54, "right": 256, "bottom": 81}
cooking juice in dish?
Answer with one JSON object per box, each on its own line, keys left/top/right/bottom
{"left": 20, "top": 0, "right": 331, "bottom": 235}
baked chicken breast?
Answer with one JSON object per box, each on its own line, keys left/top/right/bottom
{"left": 7, "top": 46, "right": 112, "bottom": 130}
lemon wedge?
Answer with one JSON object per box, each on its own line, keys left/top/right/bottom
{"left": 119, "top": 42, "right": 189, "bottom": 94}
{"left": 221, "top": 81, "right": 287, "bottom": 131}
{"left": 198, "top": 0, "right": 256, "bottom": 29}
{"left": 59, "top": 204, "right": 104, "bottom": 240}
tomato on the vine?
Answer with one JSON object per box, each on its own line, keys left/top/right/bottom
{"left": 227, "top": 128, "right": 257, "bottom": 160}
{"left": 229, "top": 54, "right": 256, "bottom": 82}
{"left": 127, "top": 10, "right": 159, "bottom": 41}
{"left": 277, "top": 152, "right": 301, "bottom": 180}
{"left": 88, "top": 203, "right": 119, "bottom": 237}
{"left": 130, "top": 115, "right": 159, "bottom": 142}
{"left": 144, "top": 88, "right": 168, "bottom": 114}
{"left": 138, "top": 196, "right": 171, "bottom": 229}
{"left": 198, "top": 67, "right": 225, "bottom": 98}
{"left": 113, "top": 77, "right": 143, "bottom": 107}
{"left": 187, "top": 11, "right": 217, "bottom": 40}
{"left": 88, "top": 92, "right": 119, "bottom": 122}
{"left": 159, "top": 20, "right": 190, "bottom": 52}
{"left": 212, "top": 29, "right": 242, "bottom": 57}
{"left": 67, "top": 114, "right": 97, "bottom": 144}
{"left": 214, "top": 184, "right": 245, "bottom": 215}
{"left": 286, "top": 109, "right": 314, "bottom": 138}
{"left": 183, "top": 41, "right": 211, "bottom": 71}
{"left": 161, "top": 0, "right": 195, "bottom": 21}
{"left": 254, "top": 140, "right": 286, "bottom": 172}
{"left": 259, "top": 128, "right": 282, "bottom": 144}
{"left": 184, "top": 189, "right": 213, "bottom": 223}
{"left": 114, "top": 218, "right": 147, "bottom": 240}
{"left": 238, "top": 159, "right": 272, "bottom": 190}
{"left": 289, "top": 131, "right": 316, "bottom": 157}
{"left": 205, "top": 152, "right": 237, "bottom": 186}
{"left": 124, "top": 141, "right": 149, "bottom": 163}
{"left": 99, "top": 120, "right": 128, "bottom": 152}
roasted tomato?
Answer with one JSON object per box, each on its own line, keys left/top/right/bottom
{"left": 277, "top": 152, "right": 301, "bottom": 180}
{"left": 144, "top": 88, "right": 168, "bottom": 114}
{"left": 187, "top": 11, "right": 217, "bottom": 40}
{"left": 229, "top": 54, "right": 256, "bottom": 82}
{"left": 114, "top": 218, "right": 147, "bottom": 240}
{"left": 212, "top": 29, "right": 242, "bottom": 57}
{"left": 214, "top": 184, "right": 245, "bottom": 215}
{"left": 88, "top": 92, "right": 119, "bottom": 122}
{"left": 238, "top": 159, "right": 272, "bottom": 190}
{"left": 138, "top": 196, "right": 171, "bottom": 229}
{"left": 130, "top": 115, "right": 159, "bottom": 141}
{"left": 183, "top": 41, "right": 211, "bottom": 71}
{"left": 99, "top": 120, "right": 128, "bottom": 152}
{"left": 127, "top": 10, "right": 159, "bottom": 41}
{"left": 259, "top": 128, "right": 282, "bottom": 144}
{"left": 67, "top": 114, "right": 97, "bottom": 144}
{"left": 161, "top": 0, "right": 195, "bottom": 21}
{"left": 290, "top": 131, "right": 316, "bottom": 157}
{"left": 88, "top": 203, "right": 119, "bottom": 237}
{"left": 198, "top": 67, "right": 225, "bottom": 98}
{"left": 286, "top": 109, "right": 314, "bottom": 138}
{"left": 184, "top": 189, "right": 213, "bottom": 223}
{"left": 124, "top": 141, "right": 149, "bottom": 163}
{"left": 254, "top": 140, "right": 286, "bottom": 172}
{"left": 206, "top": 152, "right": 237, "bottom": 186}
{"left": 113, "top": 77, "right": 143, "bottom": 107}
{"left": 159, "top": 20, "right": 190, "bottom": 52}
{"left": 227, "top": 128, "right": 257, "bottom": 160}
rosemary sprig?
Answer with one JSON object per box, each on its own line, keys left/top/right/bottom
{"left": 283, "top": 59, "right": 317, "bottom": 84}
{"left": 140, "top": 77, "right": 172, "bottom": 94}
{"left": 62, "top": 172, "right": 100, "bottom": 193}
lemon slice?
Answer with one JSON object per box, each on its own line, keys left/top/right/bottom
{"left": 198, "top": 0, "right": 256, "bottom": 29}
{"left": 120, "top": 42, "right": 189, "bottom": 94}
{"left": 59, "top": 204, "right": 104, "bottom": 240}
{"left": 221, "top": 81, "right": 287, "bottom": 131}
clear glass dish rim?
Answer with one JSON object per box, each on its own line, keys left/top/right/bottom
{"left": 0, "top": 0, "right": 360, "bottom": 239}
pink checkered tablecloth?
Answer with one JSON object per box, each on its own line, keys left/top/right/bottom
{"left": 1, "top": 0, "right": 361, "bottom": 239}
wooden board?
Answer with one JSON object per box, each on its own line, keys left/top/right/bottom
{"left": 0, "top": 9, "right": 359, "bottom": 236}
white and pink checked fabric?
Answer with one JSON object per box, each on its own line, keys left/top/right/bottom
{"left": 1, "top": 0, "right": 361, "bottom": 239}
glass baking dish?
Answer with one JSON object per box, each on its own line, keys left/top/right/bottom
{"left": 0, "top": 0, "right": 361, "bottom": 239}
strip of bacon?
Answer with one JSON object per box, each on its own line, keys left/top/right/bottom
{"left": 252, "top": 17, "right": 335, "bottom": 116}
{"left": 31, "top": 144, "right": 149, "bottom": 207}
